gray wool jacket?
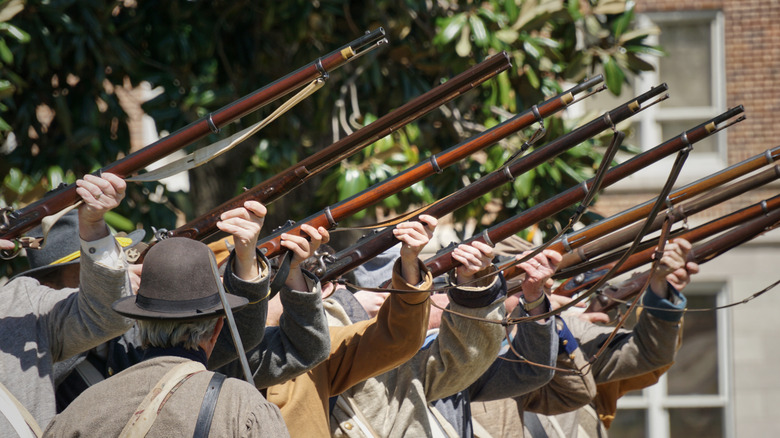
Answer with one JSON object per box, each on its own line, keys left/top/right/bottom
{"left": 0, "top": 237, "right": 133, "bottom": 436}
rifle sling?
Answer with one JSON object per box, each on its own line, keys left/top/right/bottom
{"left": 193, "top": 372, "right": 227, "bottom": 438}
{"left": 128, "top": 79, "right": 325, "bottom": 182}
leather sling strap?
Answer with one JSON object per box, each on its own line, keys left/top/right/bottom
{"left": 119, "top": 361, "right": 206, "bottom": 438}
{"left": 193, "top": 372, "right": 227, "bottom": 438}
{"left": 0, "top": 381, "right": 42, "bottom": 438}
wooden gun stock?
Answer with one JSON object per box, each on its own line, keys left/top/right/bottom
{"left": 556, "top": 194, "right": 780, "bottom": 302}
{"left": 556, "top": 163, "right": 780, "bottom": 276}
{"left": 586, "top": 199, "right": 780, "bottom": 313}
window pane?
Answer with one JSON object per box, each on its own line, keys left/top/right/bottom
{"left": 667, "top": 294, "right": 719, "bottom": 395}
{"left": 657, "top": 21, "right": 713, "bottom": 108}
{"left": 661, "top": 120, "right": 718, "bottom": 153}
{"left": 609, "top": 409, "right": 647, "bottom": 438}
{"left": 669, "top": 407, "right": 723, "bottom": 437}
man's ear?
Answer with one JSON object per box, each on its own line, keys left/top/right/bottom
{"left": 212, "top": 317, "right": 225, "bottom": 343}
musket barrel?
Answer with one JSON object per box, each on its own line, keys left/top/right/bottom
{"left": 321, "top": 84, "right": 667, "bottom": 282}
{"left": 586, "top": 199, "right": 780, "bottom": 313}
{"left": 547, "top": 107, "right": 750, "bottom": 256}
{"left": 556, "top": 163, "right": 780, "bottom": 272}
{"left": 251, "top": 75, "right": 604, "bottom": 261}
{"left": 556, "top": 194, "right": 780, "bottom": 299}
{"left": 172, "top": 52, "right": 512, "bottom": 243}
{"left": 0, "top": 28, "right": 388, "bottom": 241}
{"left": 444, "top": 106, "right": 743, "bottom": 283}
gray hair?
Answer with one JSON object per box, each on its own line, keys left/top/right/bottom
{"left": 138, "top": 318, "right": 219, "bottom": 350}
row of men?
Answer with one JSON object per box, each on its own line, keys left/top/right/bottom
{"left": 0, "top": 173, "right": 696, "bottom": 437}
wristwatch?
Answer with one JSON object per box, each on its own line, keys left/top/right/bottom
{"left": 521, "top": 293, "right": 546, "bottom": 312}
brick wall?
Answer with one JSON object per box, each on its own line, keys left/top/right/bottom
{"left": 595, "top": 0, "right": 780, "bottom": 220}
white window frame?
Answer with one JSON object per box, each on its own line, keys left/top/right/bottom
{"left": 608, "top": 10, "right": 728, "bottom": 192}
{"left": 615, "top": 282, "right": 734, "bottom": 438}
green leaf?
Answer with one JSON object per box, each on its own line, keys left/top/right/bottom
{"left": 469, "top": 15, "right": 488, "bottom": 47}
{"left": 339, "top": 167, "right": 368, "bottom": 200}
{"left": 604, "top": 57, "right": 625, "bottom": 95}
{"left": 625, "top": 52, "right": 655, "bottom": 72}
{"left": 505, "top": 0, "right": 520, "bottom": 22}
{"left": 0, "top": 38, "right": 11, "bottom": 64}
{"left": 525, "top": 66, "right": 540, "bottom": 89}
{"left": 0, "top": 22, "right": 29, "bottom": 43}
{"left": 612, "top": 9, "right": 634, "bottom": 40}
{"left": 104, "top": 211, "right": 135, "bottom": 232}
{"left": 437, "top": 14, "right": 467, "bottom": 45}
{"left": 46, "top": 166, "right": 65, "bottom": 190}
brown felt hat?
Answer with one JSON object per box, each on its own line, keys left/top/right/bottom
{"left": 112, "top": 237, "right": 247, "bottom": 321}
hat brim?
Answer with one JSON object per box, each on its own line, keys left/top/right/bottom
{"left": 112, "top": 292, "right": 249, "bottom": 321}
{"left": 13, "top": 229, "right": 147, "bottom": 281}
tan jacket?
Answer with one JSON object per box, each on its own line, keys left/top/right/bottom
{"left": 266, "top": 259, "right": 432, "bottom": 437}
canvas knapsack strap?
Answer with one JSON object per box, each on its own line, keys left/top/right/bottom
{"left": 0, "top": 381, "right": 42, "bottom": 438}
{"left": 193, "top": 372, "right": 226, "bottom": 438}
{"left": 119, "top": 361, "right": 206, "bottom": 438}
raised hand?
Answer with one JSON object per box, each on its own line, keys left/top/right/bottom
{"left": 515, "top": 249, "right": 562, "bottom": 315}
{"left": 76, "top": 173, "right": 126, "bottom": 241}
{"left": 217, "top": 201, "right": 267, "bottom": 280}
{"left": 281, "top": 224, "right": 330, "bottom": 291}
{"left": 650, "top": 238, "right": 697, "bottom": 297}
{"left": 452, "top": 240, "right": 494, "bottom": 284}
{"left": 393, "top": 214, "right": 437, "bottom": 284}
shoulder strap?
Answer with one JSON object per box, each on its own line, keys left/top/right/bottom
{"left": 119, "top": 360, "right": 206, "bottom": 438}
{"left": 193, "top": 373, "right": 227, "bottom": 438}
{"left": 0, "top": 381, "right": 42, "bottom": 438}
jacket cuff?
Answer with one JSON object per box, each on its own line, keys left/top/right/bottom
{"left": 223, "top": 248, "right": 271, "bottom": 301}
{"left": 449, "top": 269, "right": 506, "bottom": 308}
{"left": 642, "top": 283, "right": 687, "bottom": 322}
{"left": 391, "top": 258, "right": 433, "bottom": 305}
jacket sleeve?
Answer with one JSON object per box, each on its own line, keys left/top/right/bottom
{"left": 572, "top": 284, "right": 686, "bottom": 383}
{"left": 327, "top": 258, "right": 432, "bottom": 395}
{"left": 219, "top": 269, "right": 331, "bottom": 388}
{"left": 520, "top": 317, "right": 597, "bottom": 415}
{"left": 43, "top": 235, "right": 134, "bottom": 362}
{"left": 422, "top": 267, "right": 508, "bottom": 401}
{"left": 208, "top": 249, "right": 271, "bottom": 369}
{"left": 466, "top": 289, "right": 556, "bottom": 403}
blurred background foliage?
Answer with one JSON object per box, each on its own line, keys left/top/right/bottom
{"left": 1, "top": 0, "right": 660, "bottom": 276}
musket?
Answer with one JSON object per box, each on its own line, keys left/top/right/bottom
{"left": 319, "top": 84, "right": 670, "bottom": 283}
{"left": 164, "top": 52, "right": 513, "bottom": 243}
{"left": 543, "top": 129, "right": 780, "bottom": 275}
{"left": 423, "top": 108, "right": 745, "bottom": 279}
{"left": 249, "top": 75, "right": 606, "bottom": 262}
{"left": 555, "top": 162, "right": 780, "bottom": 275}
{"left": 585, "top": 197, "right": 780, "bottom": 313}
{"left": 554, "top": 193, "right": 780, "bottom": 300}
{"left": 0, "top": 28, "right": 389, "bottom": 244}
